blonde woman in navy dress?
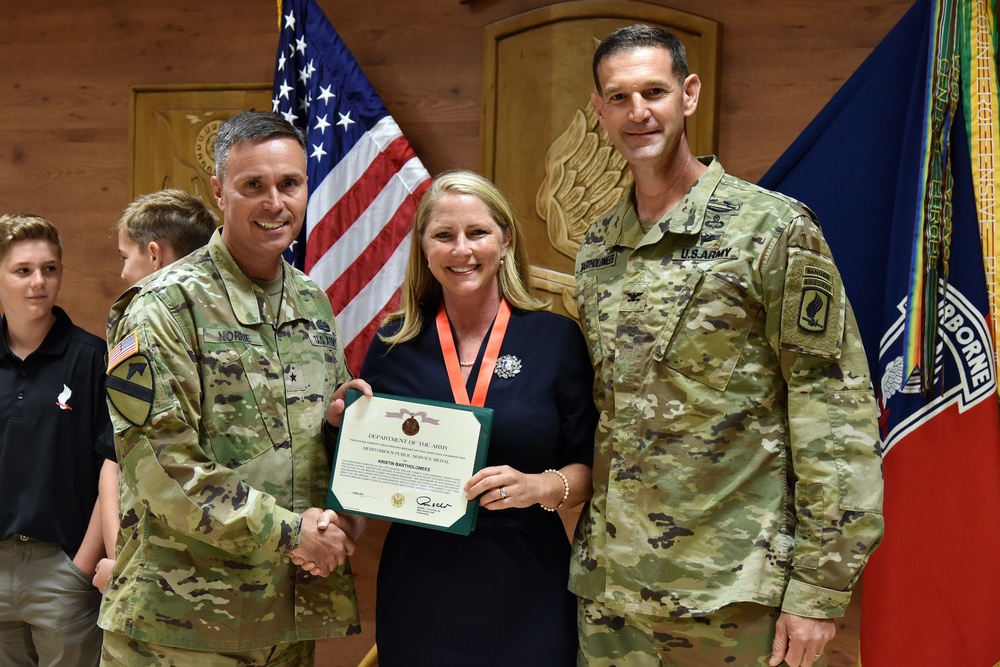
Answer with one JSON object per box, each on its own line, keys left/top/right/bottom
{"left": 361, "top": 170, "right": 596, "bottom": 666}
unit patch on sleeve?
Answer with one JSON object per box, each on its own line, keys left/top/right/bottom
{"left": 106, "top": 329, "right": 154, "bottom": 426}
{"left": 780, "top": 249, "right": 846, "bottom": 359}
{"left": 107, "top": 330, "right": 139, "bottom": 371}
{"left": 798, "top": 266, "right": 833, "bottom": 332}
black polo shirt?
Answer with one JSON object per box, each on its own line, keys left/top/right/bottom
{"left": 0, "top": 307, "right": 107, "bottom": 551}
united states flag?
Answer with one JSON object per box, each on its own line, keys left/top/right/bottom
{"left": 272, "top": 0, "right": 431, "bottom": 373}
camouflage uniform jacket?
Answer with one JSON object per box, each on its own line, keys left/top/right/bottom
{"left": 98, "top": 230, "right": 359, "bottom": 649}
{"left": 570, "top": 158, "right": 884, "bottom": 619}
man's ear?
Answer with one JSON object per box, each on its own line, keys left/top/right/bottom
{"left": 591, "top": 91, "right": 606, "bottom": 128}
{"left": 682, "top": 73, "right": 702, "bottom": 118}
{"left": 211, "top": 175, "right": 224, "bottom": 209}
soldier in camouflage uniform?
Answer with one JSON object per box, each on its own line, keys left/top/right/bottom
{"left": 571, "top": 25, "right": 884, "bottom": 667}
{"left": 99, "top": 112, "right": 362, "bottom": 666}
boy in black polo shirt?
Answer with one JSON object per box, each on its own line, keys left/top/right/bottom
{"left": 0, "top": 213, "right": 106, "bottom": 666}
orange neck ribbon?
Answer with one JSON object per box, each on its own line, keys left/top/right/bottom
{"left": 435, "top": 299, "right": 511, "bottom": 407}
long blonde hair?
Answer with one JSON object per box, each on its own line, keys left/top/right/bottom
{"left": 381, "top": 170, "right": 545, "bottom": 345}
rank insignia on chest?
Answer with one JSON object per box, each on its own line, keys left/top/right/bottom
{"left": 619, "top": 285, "right": 648, "bottom": 312}
{"left": 106, "top": 329, "right": 154, "bottom": 426}
{"left": 285, "top": 362, "right": 308, "bottom": 392}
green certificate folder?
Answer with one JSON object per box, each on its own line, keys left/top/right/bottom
{"left": 326, "top": 389, "right": 493, "bottom": 535}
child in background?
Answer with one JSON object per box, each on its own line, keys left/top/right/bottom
{"left": 115, "top": 188, "right": 217, "bottom": 286}
{"left": 93, "top": 189, "right": 216, "bottom": 592}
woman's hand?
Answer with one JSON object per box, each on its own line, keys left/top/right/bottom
{"left": 464, "top": 465, "right": 556, "bottom": 510}
{"left": 465, "top": 463, "right": 592, "bottom": 511}
{"left": 325, "top": 378, "right": 373, "bottom": 427}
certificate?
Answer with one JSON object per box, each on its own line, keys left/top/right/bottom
{"left": 326, "top": 389, "right": 492, "bottom": 535}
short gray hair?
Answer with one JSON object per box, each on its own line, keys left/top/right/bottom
{"left": 214, "top": 111, "right": 306, "bottom": 184}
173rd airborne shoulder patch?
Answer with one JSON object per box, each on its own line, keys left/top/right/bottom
{"left": 781, "top": 248, "right": 845, "bottom": 360}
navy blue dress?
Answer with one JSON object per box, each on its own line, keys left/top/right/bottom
{"left": 362, "top": 306, "right": 597, "bottom": 667}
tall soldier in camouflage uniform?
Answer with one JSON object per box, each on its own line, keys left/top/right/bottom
{"left": 99, "top": 112, "right": 363, "bottom": 666}
{"left": 571, "top": 25, "right": 885, "bottom": 667}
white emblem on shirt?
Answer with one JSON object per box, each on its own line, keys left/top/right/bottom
{"left": 56, "top": 384, "right": 73, "bottom": 410}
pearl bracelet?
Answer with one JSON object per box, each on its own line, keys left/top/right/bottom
{"left": 539, "top": 468, "right": 569, "bottom": 511}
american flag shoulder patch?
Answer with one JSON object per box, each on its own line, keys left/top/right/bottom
{"left": 107, "top": 329, "right": 140, "bottom": 374}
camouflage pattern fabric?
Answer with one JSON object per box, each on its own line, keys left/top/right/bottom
{"left": 99, "top": 230, "right": 359, "bottom": 650}
{"left": 570, "top": 158, "right": 884, "bottom": 620}
{"left": 100, "top": 630, "right": 313, "bottom": 666}
{"left": 577, "top": 598, "right": 825, "bottom": 667}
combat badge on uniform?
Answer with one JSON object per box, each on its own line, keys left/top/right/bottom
{"left": 106, "top": 329, "right": 154, "bottom": 426}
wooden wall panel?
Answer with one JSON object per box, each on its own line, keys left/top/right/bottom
{"left": 0, "top": 0, "right": 912, "bottom": 336}
{"left": 0, "top": 2, "right": 912, "bottom": 664}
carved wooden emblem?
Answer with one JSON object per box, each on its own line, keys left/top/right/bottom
{"left": 482, "top": 1, "right": 719, "bottom": 319}
{"left": 536, "top": 102, "right": 631, "bottom": 261}
{"left": 128, "top": 84, "right": 272, "bottom": 223}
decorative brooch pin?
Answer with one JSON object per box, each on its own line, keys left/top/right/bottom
{"left": 493, "top": 354, "right": 522, "bottom": 379}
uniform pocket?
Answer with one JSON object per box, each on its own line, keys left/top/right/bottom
{"left": 60, "top": 550, "right": 97, "bottom": 587}
{"left": 576, "top": 276, "right": 607, "bottom": 368}
{"left": 658, "top": 270, "right": 760, "bottom": 391}
{"left": 828, "top": 390, "right": 883, "bottom": 512}
{"left": 792, "top": 482, "right": 823, "bottom": 569}
{"left": 201, "top": 344, "right": 286, "bottom": 467}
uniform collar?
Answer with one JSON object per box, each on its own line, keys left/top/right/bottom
{"left": 107, "top": 284, "right": 142, "bottom": 343}
{"left": 209, "top": 229, "right": 307, "bottom": 327}
{"left": 0, "top": 306, "right": 73, "bottom": 360}
{"left": 611, "top": 156, "right": 725, "bottom": 248}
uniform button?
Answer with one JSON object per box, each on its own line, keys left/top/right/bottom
{"left": 17, "top": 392, "right": 23, "bottom": 399}
{"left": 18, "top": 535, "right": 29, "bottom": 541}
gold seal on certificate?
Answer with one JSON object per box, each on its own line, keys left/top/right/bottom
{"left": 326, "top": 389, "right": 493, "bottom": 535}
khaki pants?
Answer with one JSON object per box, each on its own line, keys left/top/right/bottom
{"left": 0, "top": 537, "right": 102, "bottom": 667}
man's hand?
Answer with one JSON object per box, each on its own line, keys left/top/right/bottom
{"left": 325, "top": 379, "right": 373, "bottom": 427}
{"left": 769, "top": 612, "right": 836, "bottom": 667}
{"left": 290, "top": 507, "right": 356, "bottom": 577}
